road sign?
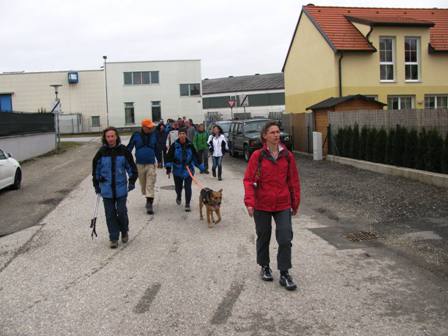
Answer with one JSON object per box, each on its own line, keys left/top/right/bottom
{"left": 228, "top": 100, "right": 236, "bottom": 108}
{"left": 51, "top": 99, "right": 61, "bottom": 114}
{"left": 239, "top": 94, "right": 249, "bottom": 107}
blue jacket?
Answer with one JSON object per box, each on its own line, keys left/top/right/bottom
{"left": 127, "top": 130, "right": 160, "bottom": 164}
{"left": 165, "top": 139, "right": 205, "bottom": 179}
{"left": 92, "top": 144, "right": 138, "bottom": 199}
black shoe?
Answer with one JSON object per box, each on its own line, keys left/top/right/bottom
{"left": 176, "top": 198, "right": 181, "bottom": 205}
{"left": 212, "top": 170, "right": 216, "bottom": 177}
{"left": 279, "top": 272, "right": 297, "bottom": 291}
{"left": 110, "top": 240, "right": 118, "bottom": 249}
{"left": 218, "top": 177, "right": 222, "bottom": 181}
{"left": 204, "top": 170, "right": 209, "bottom": 174}
{"left": 146, "top": 203, "right": 154, "bottom": 215}
{"left": 260, "top": 265, "right": 273, "bottom": 281}
{"left": 185, "top": 205, "right": 191, "bottom": 212}
{"left": 121, "top": 232, "right": 129, "bottom": 243}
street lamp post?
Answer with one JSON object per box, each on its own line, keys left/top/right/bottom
{"left": 50, "top": 84, "right": 62, "bottom": 150}
{"left": 103, "top": 55, "right": 110, "bottom": 127}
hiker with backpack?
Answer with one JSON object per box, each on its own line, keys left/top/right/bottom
{"left": 127, "top": 119, "right": 161, "bottom": 215}
{"left": 243, "top": 121, "right": 301, "bottom": 291}
{"left": 92, "top": 127, "right": 138, "bottom": 249}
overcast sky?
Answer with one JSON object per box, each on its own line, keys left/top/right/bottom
{"left": 0, "top": 0, "right": 446, "bottom": 78}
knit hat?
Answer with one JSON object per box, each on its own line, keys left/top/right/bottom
{"left": 141, "top": 119, "right": 155, "bottom": 128}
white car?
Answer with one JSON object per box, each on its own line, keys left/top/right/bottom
{"left": 0, "top": 149, "right": 21, "bottom": 190}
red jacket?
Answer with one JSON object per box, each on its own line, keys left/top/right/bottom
{"left": 243, "top": 144, "right": 301, "bottom": 212}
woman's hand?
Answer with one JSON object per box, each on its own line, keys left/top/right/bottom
{"left": 247, "top": 206, "right": 254, "bottom": 217}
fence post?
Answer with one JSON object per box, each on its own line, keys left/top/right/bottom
{"left": 327, "top": 124, "right": 332, "bottom": 155}
{"left": 307, "top": 126, "right": 310, "bottom": 153}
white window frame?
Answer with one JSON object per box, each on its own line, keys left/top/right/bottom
{"left": 425, "top": 95, "right": 448, "bottom": 109}
{"left": 405, "top": 37, "right": 420, "bottom": 82}
{"left": 124, "top": 102, "right": 135, "bottom": 125}
{"left": 387, "top": 95, "right": 415, "bottom": 110}
{"left": 379, "top": 37, "right": 395, "bottom": 82}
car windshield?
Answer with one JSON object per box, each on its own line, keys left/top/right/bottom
{"left": 217, "top": 122, "right": 231, "bottom": 133}
{"left": 244, "top": 121, "right": 266, "bottom": 133}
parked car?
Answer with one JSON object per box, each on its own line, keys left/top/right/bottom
{"left": 228, "top": 118, "right": 293, "bottom": 161}
{"left": 207, "top": 120, "right": 232, "bottom": 139}
{"left": 0, "top": 149, "right": 22, "bottom": 190}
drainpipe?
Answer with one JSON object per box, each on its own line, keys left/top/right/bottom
{"left": 338, "top": 52, "right": 344, "bottom": 97}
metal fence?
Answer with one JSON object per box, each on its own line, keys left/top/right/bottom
{"left": 0, "top": 112, "right": 54, "bottom": 136}
{"left": 328, "top": 108, "right": 448, "bottom": 136}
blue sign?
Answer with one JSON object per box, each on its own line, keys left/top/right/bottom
{"left": 68, "top": 72, "right": 79, "bottom": 84}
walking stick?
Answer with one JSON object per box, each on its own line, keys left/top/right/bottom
{"left": 90, "top": 194, "right": 101, "bottom": 239}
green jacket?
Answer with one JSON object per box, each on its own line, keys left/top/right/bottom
{"left": 193, "top": 131, "right": 209, "bottom": 151}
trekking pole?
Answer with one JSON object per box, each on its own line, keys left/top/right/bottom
{"left": 90, "top": 194, "right": 101, "bottom": 239}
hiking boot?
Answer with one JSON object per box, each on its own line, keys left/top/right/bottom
{"left": 176, "top": 197, "right": 181, "bottom": 205}
{"left": 146, "top": 202, "right": 154, "bottom": 215}
{"left": 110, "top": 240, "right": 119, "bottom": 249}
{"left": 185, "top": 204, "right": 191, "bottom": 212}
{"left": 146, "top": 197, "right": 154, "bottom": 214}
{"left": 260, "top": 265, "right": 273, "bottom": 281}
{"left": 279, "top": 272, "right": 297, "bottom": 291}
{"left": 121, "top": 233, "right": 129, "bottom": 243}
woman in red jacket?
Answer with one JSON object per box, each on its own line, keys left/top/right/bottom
{"left": 243, "top": 121, "right": 301, "bottom": 291}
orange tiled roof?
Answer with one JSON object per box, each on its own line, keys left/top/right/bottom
{"left": 302, "top": 5, "right": 448, "bottom": 52}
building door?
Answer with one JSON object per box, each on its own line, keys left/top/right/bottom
{"left": 151, "top": 101, "right": 161, "bottom": 122}
{"left": 0, "top": 94, "right": 12, "bottom": 112}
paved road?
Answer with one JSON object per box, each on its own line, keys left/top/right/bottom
{"left": 0, "top": 140, "right": 100, "bottom": 236}
{"left": 0, "top": 156, "right": 447, "bottom": 335}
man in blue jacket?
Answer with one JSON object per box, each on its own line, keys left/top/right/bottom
{"left": 127, "top": 119, "right": 160, "bottom": 215}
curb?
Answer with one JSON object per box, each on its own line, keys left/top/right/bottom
{"left": 327, "top": 155, "right": 448, "bottom": 189}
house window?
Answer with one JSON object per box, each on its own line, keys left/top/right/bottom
{"left": 364, "top": 95, "right": 378, "bottom": 101}
{"left": 387, "top": 96, "right": 414, "bottom": 110}
{"left": 123, "top": 71, "right": 160, "bottom": 85}
{"left": 91, "top": 116, "right": 100, "bottom": 127}
{"left": 180, "top": 83, "right": 201, "bottom": 96}
{"left": 405, "top": 37, "right": 420, "bottom": 81}
{"left": 124, "top": 102, "right": 135, "bottom": 124}
{"left": 425, "top": 95, "right": 448, "bottom": 109}
{"left": 151, "top": 101, "right": 161, "bottom": 122}
{"left": 379, "top": 37, "right": 395, "bottom": 81}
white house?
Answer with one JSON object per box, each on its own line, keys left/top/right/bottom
{"left": 0, "top": 59, "right": 202, "bottom": 132}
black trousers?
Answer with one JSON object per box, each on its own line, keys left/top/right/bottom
{"left": 174, "top": 175, "right": 192, "bottom": 206}
{"left": 254, "top": 209, "right": 293, "bottom": 271}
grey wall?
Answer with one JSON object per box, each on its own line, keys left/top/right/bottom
{"left": 0, "top": 132, "right": 56, "bottom": 161}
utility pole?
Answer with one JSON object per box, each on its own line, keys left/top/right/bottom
{"left": 103, "top": 55, "right": 110, "bottom": 127}
{"left": 50, "top": 84, "right": 62, "bottom": 150}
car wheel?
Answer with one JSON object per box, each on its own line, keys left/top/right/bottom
{"left": 243, "top": 145, "right": 250, "bottom": 162}
{"left": 12, "top": 168, "right": 21, "bottom": 190}
{"left": 230, "top": 144, "right": 237, "bottom": 157}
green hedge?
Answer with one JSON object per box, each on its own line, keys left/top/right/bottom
{"left": 333, "top": 124, "right": 448, "bottom": 174}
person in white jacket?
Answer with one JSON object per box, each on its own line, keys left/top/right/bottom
{"left": 207, "top": 125, "right": 229, "bottom": 181}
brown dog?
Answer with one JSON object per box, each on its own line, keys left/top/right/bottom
{"left": 199, "top": 187, "right": 223, "bottom": 228}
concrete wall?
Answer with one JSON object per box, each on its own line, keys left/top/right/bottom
{"left": 0, "top": 70, "right": 106, "bottom": 131}
{"left": 106, "top": 60, "right": 203, "bottom": 127}
{"left": 0, "top": 133, "right": 56, "bottom": 162}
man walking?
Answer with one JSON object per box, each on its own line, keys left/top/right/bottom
{"left": 127, "top": 119, "right": 160, "bottom": 215}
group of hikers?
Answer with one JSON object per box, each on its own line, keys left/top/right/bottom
{"left": 92, "top": 118, "right": 301, "bottom": 291}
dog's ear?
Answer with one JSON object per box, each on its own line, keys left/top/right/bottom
{"left": 218, "top": 189, "right": 223, "bottom": 193}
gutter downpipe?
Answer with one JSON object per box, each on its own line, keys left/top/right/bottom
{"left": 338, "top": 52, "right": 344, "bottom": 97}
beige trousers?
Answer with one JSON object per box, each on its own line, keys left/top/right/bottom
{"left": 137, "top": 164, "right": 157, "bottom": 198}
